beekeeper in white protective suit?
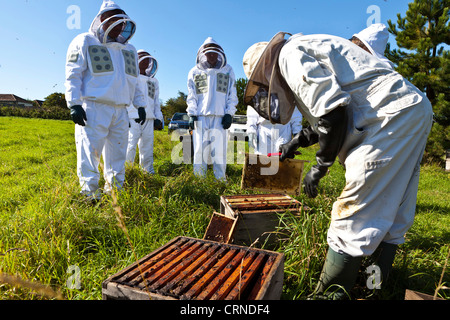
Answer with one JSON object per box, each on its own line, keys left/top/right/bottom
{"left": 186, "top": 37, "right": 238, "bottom": 180}
{"left": 126, "top": 50, "right": 163, "bottom": 174}
{"left": 246, "top": 105, "right": 302, "bottom": 155}
{"left": 243, "top": 25, "right": 433, "bottom": 299}
{"left": 65, "top": 0, "right": 146, "bottom": 202}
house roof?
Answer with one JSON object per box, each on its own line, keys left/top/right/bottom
{"left": 0, "top": 94, "right": 31, "bottom": 104}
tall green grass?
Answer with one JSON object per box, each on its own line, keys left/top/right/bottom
{"left": 0, "top": 116, "right": 448, "bottom": 300}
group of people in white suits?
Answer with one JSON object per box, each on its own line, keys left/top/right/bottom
{"left": 65, "top": 0, "right": 163, "bottom": 201}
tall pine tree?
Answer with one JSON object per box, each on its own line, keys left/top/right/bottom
{"left": 387, "top": 0, "right": 449, "bottom": 164}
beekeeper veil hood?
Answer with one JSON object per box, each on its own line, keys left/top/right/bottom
{"left": 138, "top": 50, "right": 158, "bottom": 78}
{"left": 196, "top": 37, "right": 227, "bottom": 70}
{"left": 353, "top": 23, "right": 394, "bottom": 67}
{"left": 90, "top": 0, "right": 136, "bottom": 44}
{"left": 243, "top": 32, "right": 296, "bottom": 125}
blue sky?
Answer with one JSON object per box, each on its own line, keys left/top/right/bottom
{"left": 0, "top": 0, "right": 412, "bottom": 103}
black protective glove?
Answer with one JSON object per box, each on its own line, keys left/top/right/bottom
{"left": 222, "top": 114, "right": 233, "bottom": 129}
{"left": 303, "top": 105, "right": 347, "bottom": 198}
{"left": 279, "top": 127, "right": 319, "bottom": 162}
{"left": 189, "top": 116, "right": 198, "bottom": 130}
{"left": 135, "top": 107, "right": 146, "bottom": 125}
{"left": 154, "top": 119, "right": 163, "bottom": 130}
{"left": 303, "top": 165, "right": 328, "bottom": 198}
{"left": 70, "top": 105, "right": 87, "bottom": 126}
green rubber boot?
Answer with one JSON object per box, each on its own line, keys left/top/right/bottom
{"left": 312, "top": 248, "right": 363, "bottom": 300}
{"left": 370, "top": 242, "right": 398, "bottom": 288}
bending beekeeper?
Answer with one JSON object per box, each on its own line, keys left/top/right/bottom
{"left": 65, "top": 0, "right": 146, "bottom": 202}
{"left": 243, "top": 24, "right": 433, "bottom": 299}
{"left": 186, "top": 37, "right": 238, "bottom": 180}
{"left": 246, "top": 105, "right": 302, "bottom": 155}
{"left": 126, "top": 50, "right": 163, "bottom": 174}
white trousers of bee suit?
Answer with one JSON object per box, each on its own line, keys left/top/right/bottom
{"left": 327, "top": 97, "right": 433, "bottom": 257}
{"left": 75, "top": 101, "right": 129, "bottom": 198}
{"left": 192, "top": 116, "right": 227, "bottom": 180}
{"left": 126, "top": 119, "right": 155, "bottom": 174}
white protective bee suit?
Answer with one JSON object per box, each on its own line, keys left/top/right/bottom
{"left": 65, "top": 0, "right": 145, "bottom": 199}
{"left": 246, "top": 106, "right": 302, "bottom": 155}
{"left": 126, "top": 51, "right": 163, "bottom": 174}
{"left": 186, "top": 37, "right": 238, "bottom": 180}
{"left": 243, "top": 31, "right": 433, "bottom": 258}
{"left": 243, "top": 28, "right": 433, "bottom": 298}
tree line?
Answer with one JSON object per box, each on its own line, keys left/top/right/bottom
{"left": 387, "top": 0, "right": 449, "bottom": 165}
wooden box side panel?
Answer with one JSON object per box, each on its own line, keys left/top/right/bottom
{"left": 255, "top": 254, "right": 284, "bottom": 300}
{"left": 232, "top": 211, "right": 280, "bottom": 248}
{"left": 103, "top": 282, "right": 178, "bottom": 300}
{"left": 220, "top": 196, "right": 238, "bottom": 219}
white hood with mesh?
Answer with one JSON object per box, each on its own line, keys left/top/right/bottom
{"left": 196, "top": 37, "right": 227, "bottom": 70}
{"left": 89, "top": 0, "right": 136, "bottom": 44}
{"left": 137, "top": 50, "right": 158, "bottom": 78}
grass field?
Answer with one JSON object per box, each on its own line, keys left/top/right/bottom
{"left": 0, "top": 116, "right": 448, "bottom": 300}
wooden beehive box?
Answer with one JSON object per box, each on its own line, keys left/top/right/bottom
{"left": 217, "top": 194, "right": 306, "bottom": 248}
{"left": 404, "top": 289, "right": 445, "bottom": 300}
{"left": 241, "top": 153, "right": 308, "bottom": 196}
{"left": 102, "top": 236, "right": 284, "bottom": 300}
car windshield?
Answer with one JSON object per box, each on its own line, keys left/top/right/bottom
{"left": 172, "top": 113, "right": 189, "bottom": 121}
{"left": 232, "top": 116, "right": 247, "bottom": 125}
